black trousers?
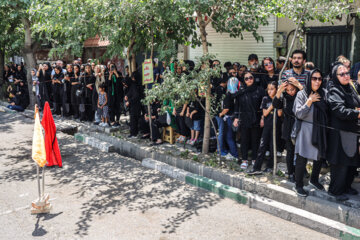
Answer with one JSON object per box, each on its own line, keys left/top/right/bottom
{"left": 175, "top": 115, "right": 190, "bottom": 137}
{"left": 79, "top": 96, "right": 93, "bottom": 121}
{"left": 295, "top": 155, "right": 322, "bottom": 188}
{"left": 39, "top": 82, "right": 50, "bottom": 109}
{"left": 130, "top": 114, "right": 140, "bottom": 136}
{"left": 109, "top": 94, "right": 123, "bottom": 123}
{"left": 62, "top": 86, "right": 71, "bottom": 116}
{"left": 254, "top": 126, "right": 273, "bottom": 171}
{"left": 240, "top": 126, "right": 261, "bottom": 161}
{"left": 71, "top": 87, "right": 80, "bottom": 118}
{"left": 52, "top": 84, "right": 62, "bottom": 115}
{"left": 285, "top": 140, "right": 295, "bottom": 175}
{"left": 329, "top": 164, "right": 357, "bottom": 195}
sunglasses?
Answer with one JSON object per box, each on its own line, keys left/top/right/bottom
{"left": 337, "top": 72, "right": 350, "bottom": 77}
{"left": 264, "top": 62, "right": 273, "bottom": 67}
{"left": 230, "top": 72, "right": 237, "bottom": 75}
{"left": 244, "top": 76, "right": 254, "bottom": 81}
{"left": 311, "top": 77, "right": 322, "bottom": 82}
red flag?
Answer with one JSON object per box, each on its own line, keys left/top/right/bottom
{"left": 41, "top": 102, "right": 62, "bottom": 167}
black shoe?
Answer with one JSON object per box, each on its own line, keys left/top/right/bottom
{"left": 93, "top": 122, "right": 100, "bottom": 125}
{"left": 263, "top": 168, "right": 273, "bottom": 173}
{"left": 293, "top": 186, "right": 308, "bottom": 197}
{"left": 305, "top": 170, "right": 310, "bottom": 178}
{"left": 288, "top": 174, "right": 295, "bottom": 183}
{"left": 309, "top": 181, "right": 325, "bottom": 191}
{"left": 247, "top": 168, "right": 262, "bottom": 175}
{"left": 328, "top": 192, "right": 349, "bottom": 201}
{"left": 113, "top": 122, "right": 120, "bottom": 127}
{"left": 151, "top": 141, "right": 163, "bottom": 146}
{"left": 141, "top": 134, "right": 150, "bottom": 139}
{"left": 345, "top": 188, "right": 359, "bottom": 195}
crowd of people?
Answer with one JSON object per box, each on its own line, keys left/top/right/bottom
{"left": 3, "top": 50, "right": 360, "bottom": 201}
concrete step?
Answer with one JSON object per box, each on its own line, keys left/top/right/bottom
{"left": 74, "top": 133, "right": 115, "bottom": 152}
{"left": 142, "top": 158, "right": 360, "bottom": 239}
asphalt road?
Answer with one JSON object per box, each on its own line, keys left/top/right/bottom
{"left": 0, "top": 111, "right": 332, "bottom": 240}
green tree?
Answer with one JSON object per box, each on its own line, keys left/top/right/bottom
{"left": 179, "top": 0, "right": 272, "bottom": 153}
{"left": 0, "top": 6, "right": 23, "bottom": 99}
{"left": 0, "top": 0, "right": 46, "bottom": 107}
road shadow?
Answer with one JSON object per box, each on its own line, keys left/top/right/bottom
{"left": 32, "top": 212, "right": 63, "bottom": 237}
{"left": 50, "top": 134, "right": 221, "bottom": 237}
{"left": 0, "top": 114, "right": 222, "bottom": 237}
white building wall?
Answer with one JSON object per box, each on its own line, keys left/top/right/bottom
{"left": 186, "top": 16, "right": 276, "bottom": 66}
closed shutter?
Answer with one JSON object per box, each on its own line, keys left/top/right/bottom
{"left": 188, "top": 16, "right": 276, "bottom": 66}
{"left": 306, "top": 26, "right": 352, "bottom": 74}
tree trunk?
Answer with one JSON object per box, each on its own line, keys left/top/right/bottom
{"left": 131, "top": 52, "right": 136, "bottom": 73}
{"left": 0, "top": 48, "right": 5, "bottom": 100}
{"left": 127, "top": 39, "right": 136, "bottom": 74}
{"left": 199, "top": 21, "right": 210, "bottom": 154}
{"left": 22, "top": 17, "right": 36, "bottom": 109}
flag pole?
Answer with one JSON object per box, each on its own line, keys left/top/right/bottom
{"left": 42, "top": 166, "right": 45, "bottom": 199}
{"left": 37, "top": 165, "right": 41, "bottom": 201}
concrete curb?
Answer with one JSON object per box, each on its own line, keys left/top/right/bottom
{"left": 74, "top": 133, "right": 115, "bottom": 152}
{"left": 75, "top": 127, "right": 360, "bottom": 230}
{"left": 142, "top": 158, "right": 360, "bottom": 240}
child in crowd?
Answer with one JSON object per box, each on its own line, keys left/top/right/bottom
{"left": 97, "top": 84, "right": 109, "bottom": 127}
{"left": 31, "top": 68, "right": 41, "bottom": 109}
{"left": 272, "top": 81, "right": 299, "bottom": 182}
{"left": 186, "top": 98, "right": 202, "bottom": 145}
{"left": 248, "top": 81, "right": 282, "bottom": 175}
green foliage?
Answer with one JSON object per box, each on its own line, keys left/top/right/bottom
{"left": 192, "top": 155, "right": 199, "bottom": 162}
{"left": 273, "top": 0, "right": 352, "bottom": 24}
{"left": 180, "top": 150, "right": 190, "bottom": 159}
{"left": 143, "top": 54, "right": 221, "bottom": 115}
{"left": 0, "top": 3, "right": 24, "bottom": 56}
{"left": 30, "top": 0, "right": 199, "bottom": 60}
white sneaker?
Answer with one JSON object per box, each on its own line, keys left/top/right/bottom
{"left": 104, "top": 123, "right": 110, "bottom": 127}
{"left": 265, "top": 151, "right": 270, "bottom": 157}
{"left": 225, "top": 154, "right": 237, "bottom": 161}
{"left": 99, "top": 122, "right": 105, "bottom": 127}
{"left": 240, "top": 160, "right": 248, "bottom": 169}
{"left": 277, "top": 151, "right": 282, "bottom": 157}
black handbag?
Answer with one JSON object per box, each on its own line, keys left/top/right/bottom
{"left": 232, "top": 112, "right": 241, "bottom": 132}
{"left": 185, "top": 117, "right": 193, "bottom": 129}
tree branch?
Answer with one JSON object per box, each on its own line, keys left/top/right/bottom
{"left": 205, "top": 6, "right": 219, "bottom": 26}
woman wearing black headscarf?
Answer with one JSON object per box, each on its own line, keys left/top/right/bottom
{"left": 63, "top": 64, "right": 73, "bottom": 117}
{"left": 107, "top": 63, "right": 124, "bottom": 126}
{"left": 272, "top": 81, "right": 299, "bottom": 182}
{"left": 125, "top": 73, "right": 142, "bottom": 137}
{"left": 37, "top": 62, "right": 52, "bottom": 109}
{"left": 52, "top": 66, "right": 64, "bottom": 115}
{"left": 327, "top": 64, "right": 360, "bottom": 201}
{"left": 70, "top": 64, "right": 81, "bottom": 119}
{"left": 233, "top": 71, "right": 265, "bottom": 169}
{"left": 292, "top": 69, "right": 328, "bottom": 197}
{"left": 79, "top": 64, "right": 95, "bottom": 121}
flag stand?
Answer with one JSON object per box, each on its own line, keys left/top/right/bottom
{"left": 31, "top": 166, "right": 51, "bottom": 214}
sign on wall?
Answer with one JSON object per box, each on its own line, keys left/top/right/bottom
{"left": 142, "top": 59, "right": 154, "bottom": 85}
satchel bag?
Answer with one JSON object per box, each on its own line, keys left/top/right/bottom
{"left": 291, "top": 118, "right": 302, "bottom": 145}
